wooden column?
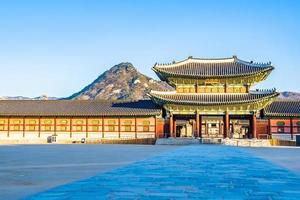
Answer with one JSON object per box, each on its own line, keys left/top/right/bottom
{"left": 7, "top": 117, "right": 10, "bottom": 137}
{"left": 38, "top": 117, "right": 41, "bottom": 138}
{"left": 196, "top": 112, "right": 200, "bottom": 138}
{"left": 224, "top": 112, "right": 229, "bottom": 138}
{"left": 173, "top": 118, "right": 177, "bottom": 137}
{"left": 102, "top": 118, "right": 105, "bottom": 138}
{"left": 86, "top": 118, "right": 88, "bottom": 138}
{"left": 290, "top": 117, "right": 294, "bottom": 140}
{"left": 268, "top": 118, "right": 271, "bottom": 139}
{"left": 23, "top": 117, "right": 25, "bottom": 138}
{"left": 199, "top": 115, "right": 202, "bottom": 138}
{"left": 54, "top": 117, "right": 57, "bottom": 136}
{"left": 154, "top": 117, "right": 157, "bottom": 139}
{"left": 70, "top": 118, "right": 72, "bottom": 138}
{"left": 252, "top": 113, "right": 257, "bottom": 139}
{"left": 169, "top": 114, "right": 173, "bottom": 138}
{"left": 118, "top": 118, "right": 121, "bottom": 138}
{"left": 135, "top": 118, "right": 137, "bottom": 139}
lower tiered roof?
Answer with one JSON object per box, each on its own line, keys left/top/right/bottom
{"left": 0, "top": 100, "right": 161, "bottom": 117}
{"left": 150, "top": 90, "right": 279, "bottom": 106}
{"left": 264, "top": 100, "right": 300, "bottom": 117}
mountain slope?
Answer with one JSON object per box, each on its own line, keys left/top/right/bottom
{"left": 67, "top": 62, "right": 173, "bottom": 100}
{"left": 278, "top": 91, "right": 300, "bottom": 100}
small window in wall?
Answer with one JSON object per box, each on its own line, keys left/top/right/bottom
{"left": 91, "top": 120, "right": 99, "bottom": 125}
{"left": 297, "top": 121, "right": 300, "bottom": 133}
{"left": 76, "top": 120, "right": 83, "bottom": 125}
{"left": 124, "top": 120, "right": 132, "bottom": 132}
{"left": 45, "top": 125, "right": 52, "bottom": 131}
{"left": 277, "top": 121, "right": 285, "bottom": 133}
{"left": 0, "top": 120, "right": 5, "bottom": 131}
{"left": 28, "top": 120, "right": 36, "bottom": 124}
{"left": 92, "top": 126, "right": 99, "bottom": 132}
{"left": 44, "top": 119, "right": 52, "bottom": 124}
{"left": 13, "top": 120, "right": 21, "bottom": 124}
{"left": 60, "top": 120, "right": 68, "bottom": 124}
{"left": 108, "top": 120, "right": 116, "bottom": 132}
{"left": 143, "top": 120, "right": 150, "bottom": 132}
{"left": 76, "top": 126, "right": 83, "bottom": 131}
{"left": 13, "top": 125, "right": 20, "bottom": 131}
{"left": 29, "top": 125, "right": 35, "bottom": 131}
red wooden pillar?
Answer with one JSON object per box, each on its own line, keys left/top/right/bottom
{"left": 38, "top": 117, "right": 41, "bottom": 138}
{"left": 199, "top": 115, "right": 202, "bottom": 138}
{"left": 252, "top": 113, "right": 257, "bottom": 139}
{"left": 86, "top": 118, "right": 89, "bottom": 138}
{"left": 70, "top": 118, "right": 72, "bottom": 138}
{"left": 224, "top": 112, "right": 229, "bottom": 138}
{"left": 290, "top": 117, "right": 293, "bottom": 140}
{"left": 135, "top": 118, "right": 137, "bottom": 139}
{"left": 196, "top": 112, "right": 200, "bottom": 138}
{"left": 23, "top": 117, "right": 25, "bottom": 138}
{"left": 118, "top": 118, "right": 121, "bottom": 138}
{"left": 102, "top": 118, "right": 105, "bottom": 138}
{"left": 173, "top": 118, "right": 177, "bottom": 137}
{"left": 7, "top": 117, "right": 10, "bottom": 137}
{"left": 154, "top": 117, "right": 157, "bottom": 139}
{"left": 169, "top": 114, "right": 173, "bottom": 138}
{"left": 54, "top": 117, "right": 57, "bottom": 136}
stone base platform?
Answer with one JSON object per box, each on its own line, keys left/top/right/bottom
{"left": 223, "top": 138, "right": 271, "bottom": 147}
{"left": 156, "top": 138, "right": 272, "bottom": 147}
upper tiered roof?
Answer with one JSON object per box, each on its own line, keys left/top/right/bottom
{"left": 153, "top": 56, "right": 274, "bottom": 80}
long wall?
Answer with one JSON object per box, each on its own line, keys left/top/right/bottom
{"left": 0, "top": 116, "right": 158, "bottom": 144}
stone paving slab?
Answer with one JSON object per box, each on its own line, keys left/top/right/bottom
{"left": 25, "top": 145, "right": 300, "bottom": 200}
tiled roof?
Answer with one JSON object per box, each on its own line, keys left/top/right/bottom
{"left": 153, "top": 56, "right": 273, "bottom": 79}
{"left": 0, "top": 100, "right": 161, "bottom": 117}
{"left": 264, "top": 100, "right": 300, "bottom": 117}
{"left": 150, "top": 90, "right": 279, "bottom": 105}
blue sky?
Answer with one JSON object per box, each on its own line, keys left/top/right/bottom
{"left": 0, "top": 0, "right": 299, "bottom": 97}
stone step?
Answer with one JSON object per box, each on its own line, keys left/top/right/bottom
{"left": 156, "top": 138, "right": 200, "bottom": 145}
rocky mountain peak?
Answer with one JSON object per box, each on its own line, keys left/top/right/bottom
{"left": 67, "top": 62, "right": 173, "bottom": 100}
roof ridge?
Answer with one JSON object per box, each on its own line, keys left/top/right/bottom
{"left": 154, "top": 56, "right": 235, "bottom": 68}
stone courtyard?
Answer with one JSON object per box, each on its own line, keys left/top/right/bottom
{"left": 1, "top": 144, "right": 300, "bottom": 199}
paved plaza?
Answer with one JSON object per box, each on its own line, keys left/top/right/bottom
{"left": 0, "top": 144, "right": 176, "bottom": 200}
{"left": 1, "top": 145, "right": 300, "bottom": 199}
{"left": 20, "top": 145, "right": 300, "bottom": 200}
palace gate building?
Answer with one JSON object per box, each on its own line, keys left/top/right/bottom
{"left": 0, "top": 56, "right": 299, "bottom": 144}
{"left": 150, "top": 56, "right": 279, "bottom": 139}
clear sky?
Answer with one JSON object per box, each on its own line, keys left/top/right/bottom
{"left": 0, "top": 0, "right": 299, "bottom": 97}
